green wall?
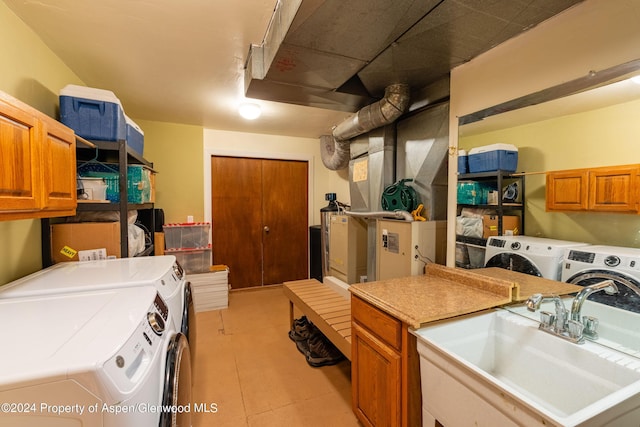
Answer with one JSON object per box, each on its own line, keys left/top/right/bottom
{"left": 0, "top": 3, "right": 206, "bottom": 284}
{"left": 459, "top": 98, "right": 640, "bottom": 247}
{"left": 137, "top": 120, "right": 204, "bottom": 223}
{"left": 0, "top": 1, "right": 85, "bottom": 284}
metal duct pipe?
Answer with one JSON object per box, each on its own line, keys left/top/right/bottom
{"left": 343, "top": 210, "right": 414, "bottom": 221}
{"left": 320, "top": 83, "right": 410, "bottom": 170}
{"left": 320, "top": 135, "right": 351, "bottom": 171}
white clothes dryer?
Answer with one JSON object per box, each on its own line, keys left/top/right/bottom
{"left": 0, "top": 256, "right": 194, "bottom": 346}
{"left": 484, "top": 235, "right": 588, "bottom": 280}
{"left": 561, "top": 245, "right": 640, "bottom": 313}
{"left": 0, "top": 286, "right": 192, "bottom": 427}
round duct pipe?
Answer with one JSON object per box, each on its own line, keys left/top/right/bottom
{"left": 320, "top": 83, "right": 410, "bottom": 170}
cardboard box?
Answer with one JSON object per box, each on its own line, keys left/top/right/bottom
{"left": 51, "top": 222, "right": 121, "bottom": 263}
{"left": 482, "top": 215, "right": 520, "bottom": 239}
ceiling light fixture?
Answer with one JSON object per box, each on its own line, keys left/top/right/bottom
{"left": 238, "top": 103, "right": 261, "bottom": 120}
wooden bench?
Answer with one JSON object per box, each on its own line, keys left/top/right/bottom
{"left": 283, "top": 278, "right": 352, "bottom": 360}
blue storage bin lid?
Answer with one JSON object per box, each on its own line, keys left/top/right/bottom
{"left": 59, "top": 84, "right": 123, "bottom": 108}
{"left": 469, "top": 143, "right": 517, "bottom": 155}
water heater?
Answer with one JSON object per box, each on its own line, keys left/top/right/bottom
{"left": 328, "top": 214, "right": 367, "bottom": 284}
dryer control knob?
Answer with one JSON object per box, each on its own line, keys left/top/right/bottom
{"left": 148, "top": 312, "right": 166, "bottom": 335}
{"left": 604, "top": 255, "right": 620, "bottom": 267}
{"left": 510, "top": 242, "right": 521, "bottom": 250}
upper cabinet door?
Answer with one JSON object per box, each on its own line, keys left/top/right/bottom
{"left": 0, "top": 99, "right": 41, "bottom": 212}
{"left": 40, "top": 115, "right": 76, "bottom": 211}
{"left": 546, "top": 169, "right": 589, "bottom": 211}
{"left": 588, "top": 165, "right": 640, "bottom": 213}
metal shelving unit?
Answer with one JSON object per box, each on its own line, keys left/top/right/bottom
{"left": 455, "top": 170, "right": 525, "bottom": 268}
{"left": 41, "top": 139, "right": 156, "bottom": 267}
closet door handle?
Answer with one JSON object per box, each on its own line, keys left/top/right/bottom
{"left": 264, "top": 226, "right": 270, "bottom": 233}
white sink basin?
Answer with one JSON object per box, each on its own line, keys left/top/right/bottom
{"left": 507, "top": 298, "right": 640, "bottom": 357}
{"left": 413, "top": 309, "right": 640, "bottom": 426}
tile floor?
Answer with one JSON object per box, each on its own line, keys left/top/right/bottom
{"left": 191, "top": 285, "right": 362, "bottom": 427}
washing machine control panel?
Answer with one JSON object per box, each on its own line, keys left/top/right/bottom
{"left": 488, "top": 238, "right": 506, "bottom": 248}
{"left": 567, "top": 250, "right": 596, "bottom": 263}
{"left": 173, "top": 261, "right": 185, "bottom": 279}
{"left": 153, "top": 292, "right": 169, "bottom": 321}
{"left": 102, "top": 292, "right": 169, "bottom": 395}
{"left": 510, "top": 242, "right": 521, "bottom": 250}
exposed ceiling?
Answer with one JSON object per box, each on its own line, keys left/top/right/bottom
{"left": 4, "top": 0, "right": 583, "bottom": 138}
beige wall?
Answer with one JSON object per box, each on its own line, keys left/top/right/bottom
{"left": 203, "top": 129, "right": 350, "bottom": 227}
{"left": 136, "top": 120, "right": 204, "bottom": 223}
{"left": 447, "top": 0, "right": 640, "bottom": 265}
{"left": 0, "top": 2, "right": 84, "bottom": 284}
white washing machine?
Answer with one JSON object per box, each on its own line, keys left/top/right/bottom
{"left": 484, "top": 235, "right": 588, "bottom": 280}
{"left": 0, "top": 286, "right": 191, "bottom": 426}
{"left": 561, "top": 245, "right": 640, "bottom": 313}
{"left": 0, "top": 256, "right": 194, "bottom": 346}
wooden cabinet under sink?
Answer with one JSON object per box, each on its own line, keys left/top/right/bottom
{"left": 546, "top": 164, "right": 640, "bottom": 213}
{"left": 351, "top": 295, "right": 421, "bottom": 427}
{"left": 0, "top": 91, "right": 76, "bottom": 220}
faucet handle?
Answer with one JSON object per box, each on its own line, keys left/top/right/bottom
{"left": 539, "top": 311, "right": 555, "bottom": 329}
{"left": 567, "top": 319, "right": 584, "bottom": 341}
{"left": 582, "top": 316, "right": 599, "bottom": 339}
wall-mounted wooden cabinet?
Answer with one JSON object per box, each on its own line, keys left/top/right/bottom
{"left": 0, "top": 92, "right": 76, "bottom": 221}
{"left": 546, "top": 165, "right": 640, "bottom": 213}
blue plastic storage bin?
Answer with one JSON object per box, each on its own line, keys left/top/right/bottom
{"left": 59, "top": 85, "right": 126, "bottom": 141}
{"left": 457, "top": 181, "right": 497, "bottom": 205}
{"left": 458, "top": 149, "right": 468, "bottom": 174}
{"left": 125, "top": 114, "right": 144, "bottom": 156}
{"left": 468, "top": 143, "right": 518, "bottom": 173}
{"left": 78, "top": 163, "right": 152, "bottom": 204}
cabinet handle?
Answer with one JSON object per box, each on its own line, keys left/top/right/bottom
{"left": 264, "top": 226, "right": 270, "bottom": 233}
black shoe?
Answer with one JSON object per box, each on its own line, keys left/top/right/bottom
{"left": 289, "top": 316, "right": 320, "bottom": 344}
{"left": 289, "top": 316, "right": 312, "bottom": 342}
{"left": 305, "top": 333, "right": 344, "bottom": 367}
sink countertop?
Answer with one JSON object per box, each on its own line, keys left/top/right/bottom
{"left": 348, "top": 264, "right": 582, "bottom": 329}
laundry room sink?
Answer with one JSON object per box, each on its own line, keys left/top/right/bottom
{"left": 413, "top": 309, "right": 640, "bottom": 426}
{"left": 507, "top": 297, "right": 640, "bottom": 357}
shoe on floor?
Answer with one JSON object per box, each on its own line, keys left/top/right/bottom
{"left": 305, "top": 333, "right": 344, "bottom": 367}
{"left": 289, "top": 316, "right": 319, "bottom": 342}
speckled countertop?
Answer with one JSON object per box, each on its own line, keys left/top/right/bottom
{"left": 348, "top": 264, "right": 581, "bottom": 329}
{"left": 470, "top": 267, "right": 582, "bottom": 301}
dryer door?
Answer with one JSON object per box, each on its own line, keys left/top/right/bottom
{"left": 485, "top": 253, "right": 543, "bottom": 277}
{"left": 565, "top": 270, "right": 640, "bottom": 313}
{"left": 160, "top": 333, "right": 192, "bottom": 427}
{"left": 181, "top": 282, "right": 194, "bottom": 339}
{"left": 182, "top": 282, "right": 196, "bottom": 361}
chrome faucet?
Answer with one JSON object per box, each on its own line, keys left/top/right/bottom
{"left": 570, "top": 280, "right": 618, "bottom": 322}
{"left": 526, "top": 293, "right": 584, "bottom": 343}
{"left": 526, "top": 294, "right": 568, "bottom": 332}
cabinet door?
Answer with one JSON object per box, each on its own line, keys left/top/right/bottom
{"left": 0, "top": 99, "right": 41, "bottom": 212}
{"left": 352, "top": 322, "right": 402, "bottom": 427}
{"left": 588, "top": 165, "right": 640, "bottom": 212}
{"left": 545, "top": 169, "right": 588, "bottom": 211}
{"left": 40, "top": 116, "right": 76, "bottom": 211}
